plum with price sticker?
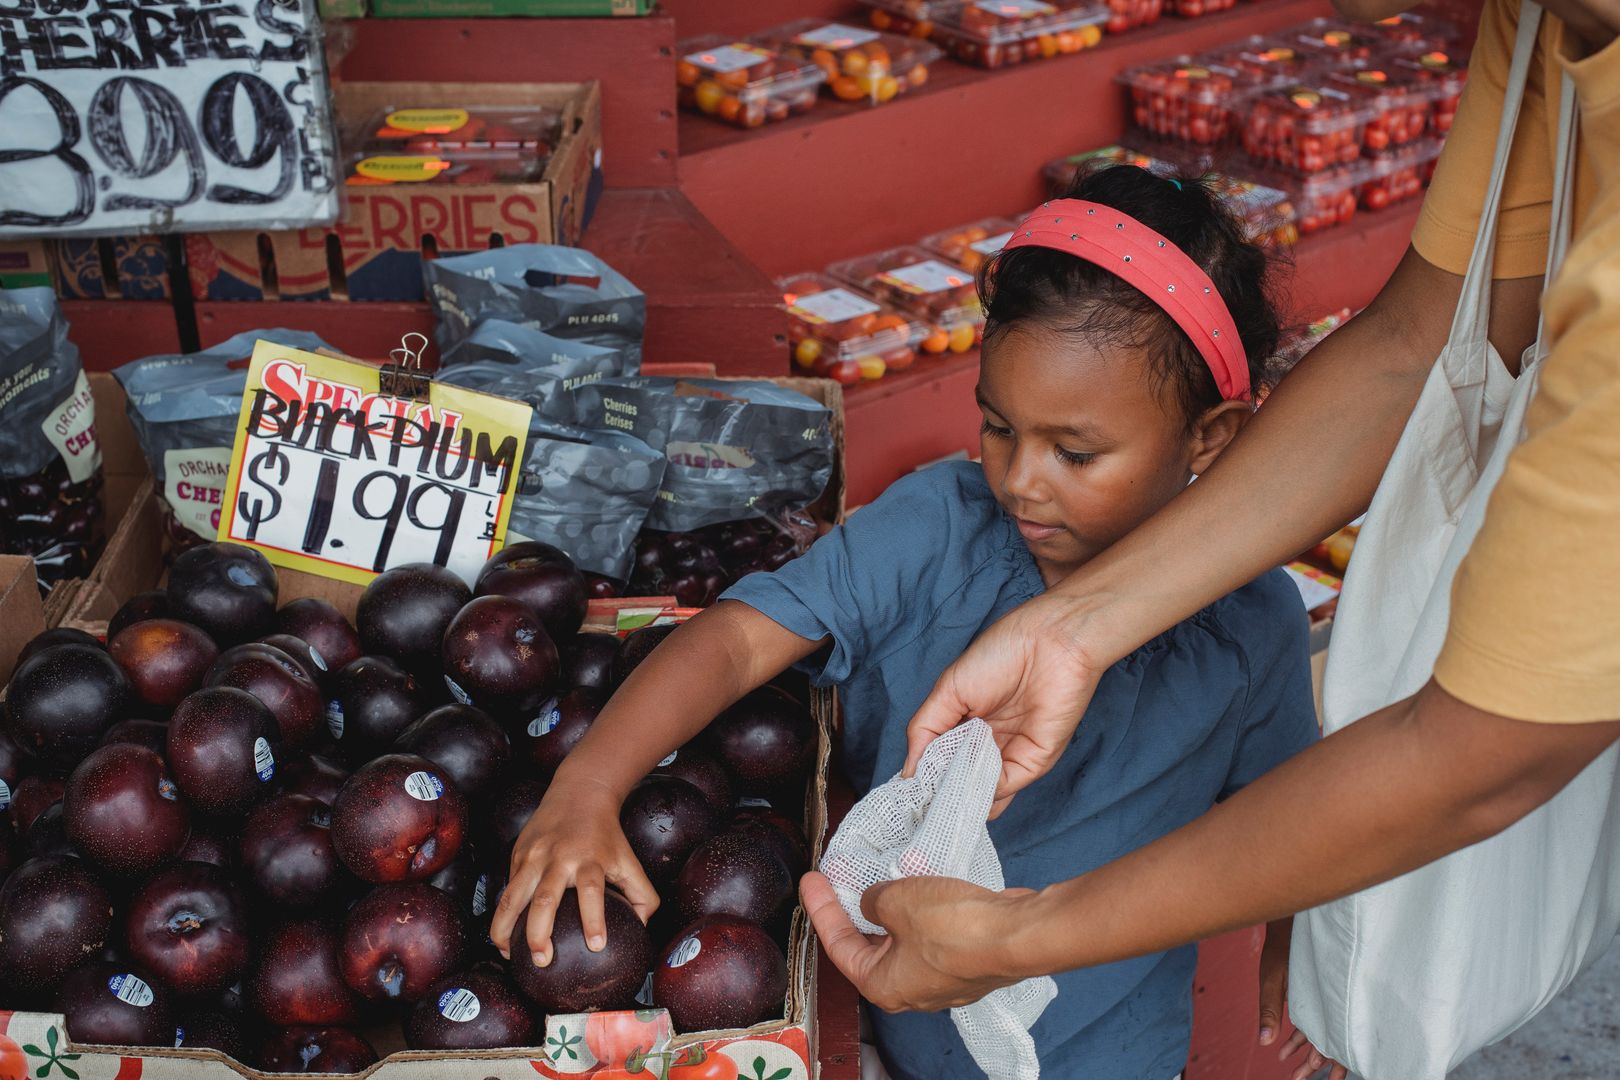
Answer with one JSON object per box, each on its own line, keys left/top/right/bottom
{"left": 5, "top": 643, "right": 131, "bottom": 769}
{"left": 357, "top": 563, "right": 472, "bottom": 677}
{"left": 393, "top": 704, "right": 511, "bottom": 801}
{"left": 111, "top": 619, "right": 219, "bottom": 713}
{"left": 275, "top": 598, "right": 363, "bottom": 686}
{"left": 330, "top": 753, "right": 467, "bottom": 883}
{"left": 0, "top": 854, "right": 114, "bottom": 1001}
{"left": 329, "top": 655, "right": 425, "bottom": 764}
{"left": 58, "top": 961, "right": 176, "bottom": 1047}
{"left": 64, "top": 743, "right": 191, "bottom": 877}
{"left": 475, "top": 540, "right": 588, "bottom": 643}
{"left": 259, "top": 634, "right": 330, "bottom": 692}
{"left": 166, "top": 686, "right": 283, "bottom": 817}
{"left": 621, "top": 775, "right": 722, "bottom": 891}
{"left": 520, "top": 688, "right": 603, "bottom": 776}
{"left": 165, "top": 542, "right": 279, "bottom": 647}
{"left": 405, "top": 967, "right": 537, "bottom": 1050}
{"left": 652, "top": 915, "right": 787, "bottom": 1033}
{"left": 125, "top": 862, "right": 252, "bottom": 997}
{"left": 658, "top": 745, "right": 734, "bottom": 814}
{"left": 440, "top": 595, "right": 561, "bottom": 722}
{"left": 241, "top": 794, "right": 352, "bottom": 910}
{"left": 206, "top": 643, "right": 324, "bottom": 753}
{"left": 340, "top": 883, "right": 466, "bottom": 1003}
{"left": 511, "top": 888, "right": 650, "bottom": 1013}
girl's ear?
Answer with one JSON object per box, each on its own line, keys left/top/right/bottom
{"left": 1188, "top": 399, "right": 1253, "bottom": 474}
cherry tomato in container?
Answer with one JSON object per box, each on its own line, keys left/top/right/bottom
{"left": 676, "top": 35, "right": 827, "bottom": 128}
{"left": 920, "top": 216, "right": 1018, "bottom": 273}
{"left": 1242, "top": 84, "right": 1366, "bottom": 175}
{"left": 779, "top": 272, "right": 923, "bottom": 385}
{"left": 861, "top": 0, "right": 1106, "bottom": 69}
{"left": 1119, "top": 58, "right": 1246, "bottom": 145}
{"left": 1396, "top": 50, "right": 1468, "bottom": 136}
{"left": 828, "top": 245, "right": 984, "bottom": 357}
{"left": 763, "top": 19, "right": 942, "bottom": 106}
{"left": 1328, "top": 65, "right": 1432, "bottom": 153}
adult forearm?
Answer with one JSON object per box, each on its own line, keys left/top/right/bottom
{"left": 1003, "top": 682, "right": 1620, "bottom": 976}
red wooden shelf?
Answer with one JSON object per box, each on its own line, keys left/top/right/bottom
{"left": 677, "top": 0, "right": 1337, "bottom": 278}
{"left": 66, "top": 301, "right": 183, "bottom": 372}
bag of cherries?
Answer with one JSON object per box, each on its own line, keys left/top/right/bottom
{"left": 0, "top": 288, "right": 103, "bottom": 592}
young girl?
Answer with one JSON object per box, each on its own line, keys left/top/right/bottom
{"left": 491, "top": 164, "right": 1319, "bottom": 1079}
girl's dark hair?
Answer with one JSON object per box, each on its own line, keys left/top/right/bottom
{"left": 979, "top": 164, "right": 1282, "bottom": 427}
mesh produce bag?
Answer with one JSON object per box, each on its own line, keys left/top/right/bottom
{"left": 820, "top": 720, "right": 1057, "bottom": 1079}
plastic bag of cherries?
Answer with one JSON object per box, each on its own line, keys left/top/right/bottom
{"left": 0, "top": 288, "right": 104, "bottom": 593}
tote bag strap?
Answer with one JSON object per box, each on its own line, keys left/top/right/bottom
{"left": 1528, "top": 70, "right": 1580, "bottom": 369}
{"left": 1443, "top": 0, "right": 1547, "bottom": 361}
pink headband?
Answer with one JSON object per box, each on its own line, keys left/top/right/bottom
{"left": 1002, "top": 199, "right": 1251, "bottom": 401}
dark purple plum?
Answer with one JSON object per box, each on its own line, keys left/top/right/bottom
{"left": 167, "top": 686, "right": 282, "bottom": 817}
{"left": 674, "top": 832, "right": 794, "bottom": 928}
{"left": 257, "top": 1026, "right": 377, "bottom": 1073}
{"left": 108, "top": 590, "right": 173, "bottom": 640}
{"left": 660, "top": 746, "right": 734, "bottom": 815}
{"left": 330, "top": 754, "right": 467, "bottom": 883}
{"left": 652, "top": 915, "right": 787, "bottom": 1033}
{"left": 109, "top": 619, "right": 219, "bottom": 711}
{"left": 701, "top": 687, "right": 817, "bottom": 796}
{"left": 259, "top": 634, "right": 326, "bottom": 690}
{"left": 178, "top": 822, "right": 235, "bottom": 870}
{"left": 0, "top": 855, "right": 114, "bottom": 998}
{"left": 241, "top": 794, "right": 347, "bottom": 910}
{"left": 64, "top": 744, "right": 190, "bottom": 876}
{"left": 58, "top": 961, "right": 176, "bottom": 1046}
{"left": 563, "top": 632, "right": 618, "bottom": 693}
{"left": 582, "top": 573, "right": 619, "bottom": 600}
{"left": 5, "top": 644, "right": 131, "bottom": 768}
{"left": 356, "top": 563, "right": 471, "bottom": 674}
{"left": 16, "top": 627, "right": 102, "bottom": 668}
{"left": 728, "top": 807, "right": 811, "bottom": 880}
{"left": 475, "top": 541, "right": 587, "bottom": 643}
{"left": 478, "top": 774, "right": 547, "bottom": 872}
{"left": 621, "top": 776, "right": 720, "bottom": 890}
{"left": 126, "top": 862, "right": 251, "bottom": 996}
{"left": 509, "top": 889, "right": 649, "bottom": 1013}
{"left": 440, "top": 595, "right": 560, "bottom": 721}
{"left": 278, "top": 755, "right": 348, "bottom": 807}
{"left": 393, "top": 705, "right": 510, "bottom": 801}
{"left": 0, "top": 728, "right": 20, "bottom": 808}
{"left": 175, "top": 1009, "right": 247, "bottom": 1060}
{"left": 166, "top": 542, "right": 278, "bottom": 646}
{"left": 340, "top": 883, "right": 465, "bottom": 1002}
{"left": 21, "top": 801, "right": 71, "bottom": 859}
{"left": 405, "top": 967, "right": 537, "bottom": 1050}
{"left": 206, "top": 643, "right": 324, "bottom": 753}
{"left": 100, "top": 719, "right": 170, "bottom": 755}
{"left": 10, "top": 775, "right": 64, "bottom": 832}
{"left": 521, "top": 688, "right": 602, "bottom": 776}
{"left": 612, "top": 623, "right": 678, "bottom": 687}
{"left": 327, "top": 656, "right": 423, "bottom": 764}
{"left": 275, "top": 598, "right": 362, "bottom": 680}
{"left": 248, "top": 920, "right": 362, "bottom": 1026}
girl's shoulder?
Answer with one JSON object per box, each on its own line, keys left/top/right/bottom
{"left": 849, "top": 460, "right": 1011, "bottom": 549}
{"left": 1128, "top": 568, "right": 1310, "bottom": 676}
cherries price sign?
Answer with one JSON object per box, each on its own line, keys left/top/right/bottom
{"left": 218, "top": 341, "right": 533, "bottom": 586}
{"left": 0, "top": 0, "right": 338, "bottom": 237}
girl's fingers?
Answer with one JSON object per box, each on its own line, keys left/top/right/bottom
{"left": 525, "top": 864, "right": 573, "bottom": 967}
{"left": 573, "top": 864, "right": 608, "bottom": 952}
{"left": 1332, "top": 1065, "right": 1350, "bottom": 1080}
{"left": 489, "top": 862, "right": 541, "bottom": 957}
{"left": 612, "top": 856, "right": 662, "bottom": 924}
{"left": 1280, "top": 1029, "right": 1310, "bottom": 1059}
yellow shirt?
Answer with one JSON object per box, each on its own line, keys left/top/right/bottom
{"left": 1421, "top": 1, "right": 1620, "bottom": 722}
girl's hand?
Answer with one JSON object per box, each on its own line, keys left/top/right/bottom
{"left": 1259, "top": 917, "right": 1349, "bottom": 1080}
{"left": 490, "top": 775, "right": 660, "bottom": 967}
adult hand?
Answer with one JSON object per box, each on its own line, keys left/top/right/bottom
{"left": 904, "top": 589, "right": 1110, "bottom": 813}
{"left": 801, "top": 871, "right": 1035, "bottom": 1012}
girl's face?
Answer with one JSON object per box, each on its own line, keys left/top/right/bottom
{"left": 977, "top": 322, "right": 1241, "bottom": 584}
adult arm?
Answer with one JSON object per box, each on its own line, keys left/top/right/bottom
{"left": 812, "top": 680, "right": 1620, "bottom": 1010}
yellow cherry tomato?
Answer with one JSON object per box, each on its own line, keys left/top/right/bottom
{"left": 694, "top": 80, "right": 726, "bottom": 114}
{"left": 908, "top": 63, "right": 929, "bottom": 87}
{"left": 947, "top": 324, "right": 976, "bottom": 352}
{"left": 875, "top": 75, "right": 900, "bottom": 102}
{"left": 1037, "top": 33, "right": 1058, "bottom": 58}
{"left": 1079, "top": 24, "right": 1102, "bottom": 47}
{"left": 857, "top": 355, "right": 887, "bottom": 380}
{"left": 794, "top": 338, "right": 824, "bottom": 369}
{"left": 831, "top": 76, "right": 865, "bottom": 101}
{"left": 842, "top": 50, "right": 870, "bottom": 77}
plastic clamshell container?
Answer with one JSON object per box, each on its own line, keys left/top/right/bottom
{"left": 862, "top": 0, "right": 1108, "bottom": 69}
{"left": 920, "top": 216, "right": 1019, "bottom": 272}
{"left": 1365, "top": 10, "right": 1461, "bottom": 49}
{"left": 1396, "top": 49, "right": 1468, "bottom": 134}
{"left": 1327, "top": 65, "right": 1434, "bottom": 152}
{"left": 676, "top": 35, "right": 827, "bottom": 127}
{"left": 344, "top": 146, "right": 547, "bottom": 186}
{"left": 356, "top": 105, "right": 563, "bottom": 152}
{"left": 1168, "top": 0, "right": 1234, "bottom": 21}
{"left": 827, "top": 245, "right": 983, "bottom": 354}
{"left": 763, "top": 19, "right": 942, "bottom": 105}
{"left": 1120, "top": 57, "right": 1248, "bottom": 144}
{"left": 1288, "top": 17, "right": 1408, "bottom": 64}
{"left": 1101, "top": 0, "right": 1163, "bottom": 34}
{"left": 1356, "top": 133, "right": 1443, "bottom": 211}
{"left": 779, "top": 272, "right": 924, "bottom": 383}
{"left": 1241, "top": 83, "right": 1368, "bottom": 174}
{"left": 1196, "top": 36, "right": 1321, "bottom": 89}
{"left": 1270, "top": 161, "right": 1371, "bottom": 236}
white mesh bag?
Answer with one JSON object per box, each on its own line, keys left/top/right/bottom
{"left": 820, "top": 719, "right": 1058, "bottom": 1079}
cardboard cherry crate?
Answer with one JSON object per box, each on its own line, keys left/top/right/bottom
{"left": 184, "top": 81, "right": 604, "bottom": 303}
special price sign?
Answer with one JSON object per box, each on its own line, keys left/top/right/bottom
{"left": 218, "top": 341, "right": 533, "bottom": 586}
{"left": 0, "top": 0, "right": 338, "bottom": 237}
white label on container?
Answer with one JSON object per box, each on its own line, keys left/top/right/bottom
{"left": 325, "top": 699, "right": 345, "bottom": 739}
{"left": 472, "top": 874, "right": 490, "bottom": 917}
{"left": 969, "top": 230, "right": 1014, "bottom": 255}
{"left": 793, "top": 23, "right": 881, "bottom": 48}
{"left": 787, "top": 287, "right": 881, "bottom": 326}
{"left": 976, "top": 0, "right": 1057, "bottom": 15}
{"left": 635, "top": 972, "right": 655, "bottom": 1006}
{"left": 658, "top": 751, "right": 679, "bottom": 768}
{"left": 404, "top": 771, "right": 444, "bottom": 801}
{"left": 1284, "top": 565, "right": 1340, "bottom": 612}
{"left": 108, "top": 973, "right": 154, "bottom": 1007}
{"left": 528, "top": 701, "right": 562, "bottom": 738}
{"left": 665, "top": 936, "right": 701, "bottom": 968}
{"left": 876, "top": 259, "right": 972, "bottom": 296}
{"left": 162, "top": 446, "right": 234, "bottom": 541}
{"left": 42, "top": 371, "right": 100, "bottom": 484}
{"left": 437, "top": 987, "right": 482, "bottom": 1023}
{"left": 444, "top": 676, "right": 472, "bottom": 705}
{"left": 685, "top": 43, "right": 772, "bottom": 73}
{"left": 0, "top": 778, "right": 10, "bottom": 812}
{"left": 253, "top": 737, "right": 276, "bottom": 782}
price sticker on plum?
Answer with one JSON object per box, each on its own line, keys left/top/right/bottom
{"left": 876, "top": 259, "right": 972, "bottom": 296}
{"left": 108, "top": 974, "right": 154, "bottom": 1008}
{"left": 666, "top": 936, "right": 701, "bottom": 968}
{"left": 404, "top": 771, "right": 445, "bottom": 801}
{"left": 253, "top": 737, "right": 276, "bottom": 782}
{"left": 437, "top": 988, "right": 481, "bottom": 1023}
{"left": 0, "top": 0, "right": 338, "bottom": 238}
{"left": 218, "top": 341, "right": 532, "bottom": 586}
{"left": 787, "top": 287, "right": 881, "bottom": 326}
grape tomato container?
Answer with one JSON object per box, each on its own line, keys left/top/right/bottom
{"left": 1269, "top": 159, "right": 1373, "bottom": 236}
{"left": 1241, "top": 83, "right": 1369, "bottom": 175}
{"left": 920, "top": 216, "right": 1018, "bottom": 272}
{"left": 355, "top": 105, "right": 563, "bottom": 153}
{"left": 1197, "top": 36, "right": 1321, "bottom": 90}
{"left": 1357, "top": 134, "right": 1443, "bottom": 211}
{"left": 1102, "top": 0, "right": 1163, "bottom": 34}
{"left": 1120, "top": 57, "right": 1249, "bottom": 145}
{"left": 1288, "top": 17, "right": 1402, "bottom": 64}
{"left": 873, "top": 0, "right": 1109, "bottom": 69}
{"left": 827, "top": 245, "right": 984, "bottom": 354}
{"left": 1169, "top": 0, "right": 1234, "bottom": 21}
{"left": 1396, "top": 50, "right": 1468, "bottom": 133}
{"left": 779, "top": 272, "right": 924, "bottom": 383}
{"left": 1327, "top": 65, "right": 1434, "bottom": 152}
{"left": 676, "top": 35, "right": 826, "bottom": 128}
{"left": 1365, "top": 10, "right": 1461, "bottom": 50}
{"left": 344, "top": 147, "right": 547, "bottom": 186}
{"left": 762, "top": 19, "right": 942, "bottom": 105}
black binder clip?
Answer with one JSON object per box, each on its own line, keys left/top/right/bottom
{"left": 379, "top": 332, "right": 433, "bottom": 400}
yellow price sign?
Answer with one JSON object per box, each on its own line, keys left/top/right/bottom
{"left": 218, "top": 340, "right": 533, "bottom": 586}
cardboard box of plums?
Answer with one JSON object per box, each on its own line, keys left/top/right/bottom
{"left": 0, "top": 475, "right": 834, "bottom": 1078}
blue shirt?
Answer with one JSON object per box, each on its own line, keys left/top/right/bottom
{"left": 722, "top": 461, "right": 1318, "bottom": 1080}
